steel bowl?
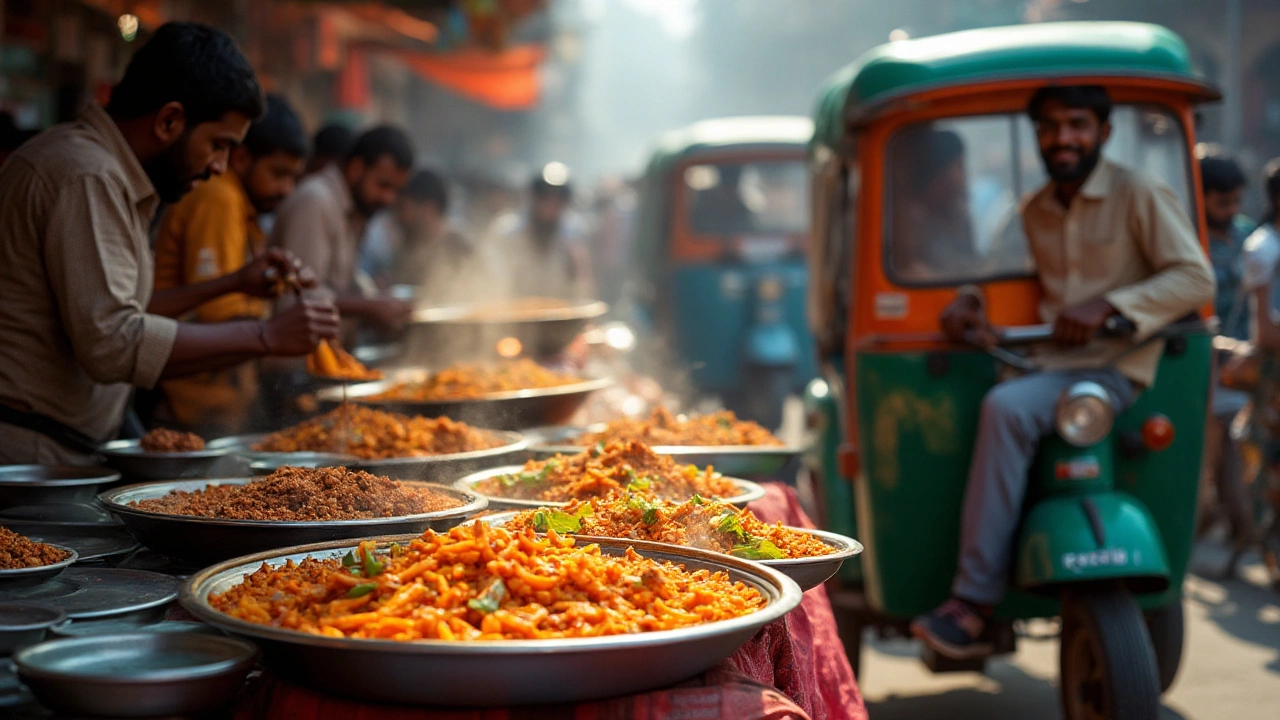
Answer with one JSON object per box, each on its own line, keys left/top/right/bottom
{"left": 181, "top": 534, "right": 802, "bottom": 706}
{"left": 316, "top": 378, "right": 613, "bottom": 431}
{"left": 205, "top": 433, "right": 356, "bottom": 465}
{"left": 454, "top": 465, "right": 767, "bottom": 511}
{"left": 0, "top": 546, "right": 78, "bottom": 589}
{"left": 526, "top": 425, "right": 807, "bottom": 477}
{"left": 97, "top": 439, "right": 232, "bottom": 482}
{"left": 248, "top": 452, "right": 353, "bottom": 475}
{"left": 0, "top": 465, "right": 121, "bottom": 508}
{"left": 480, "top": 511, "right": 862, "bottom": 592}
{"left": 0, "top": 521, "right": 138, "bottom": 563}
{"left": 98, "top": 479, "right": 488, "bottom": 564}
{"left": 0, "top": 604, "right": 67, "bottom": 655}
{"left": 14, "top": 633, "right": 258, "bottom": 717}
{"left": 404, "top": 299, "right": 609, "bottom": 361}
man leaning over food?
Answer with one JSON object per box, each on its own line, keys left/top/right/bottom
{"left": 0, "top": 23, "right": 339, "bottom": 465}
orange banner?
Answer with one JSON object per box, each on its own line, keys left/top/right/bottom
{"left": 399, "top": 45, "right": 545, "bottom": 111}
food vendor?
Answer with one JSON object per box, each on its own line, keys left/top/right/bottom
{"left": 485, "top": 163, "right": 595, "bottom": 301}
{"left": 271, "top": 126, "right": 417, "bottom": 331}
{"left": 150, "top": 94, "right": 310, "bottom": 436}
{"left": 0, "top": 23, "right": 340, "bottom": 465}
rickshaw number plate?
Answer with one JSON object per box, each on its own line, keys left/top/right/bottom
{"left": 874, "top": 292, "right": 908, "bottom": 319}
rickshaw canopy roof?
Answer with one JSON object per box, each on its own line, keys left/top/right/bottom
{"left": 644, "top": 116, "right": 814, "bottom": 178}
{"left": 812, "top": 21, "right": 1215, "bottom": 150}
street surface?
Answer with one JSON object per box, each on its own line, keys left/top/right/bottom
{"left": 857, "top": 542, "right": 1280, "bottom": 719}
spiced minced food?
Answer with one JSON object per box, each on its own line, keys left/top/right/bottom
{"left": 253, "top": 404, "right": 505, "bottom": 460}
{"left": 476, "top": 440, "right": 739, "bottom": 503}
{"left": 504, "top": 492, "right": 834, "bottom": 560}
{"left": 0, "top": 526, "right": 71, "bottom": 569}
{"left": 128, "top": 466, "right": 461, "bottom": 521}
{"left": 140, "top": 427, "right": 206, "bottom": 452}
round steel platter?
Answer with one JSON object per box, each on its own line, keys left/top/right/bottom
{"left": 0, "top": 547, "right": 78, "bottom": 589}
{"left": 0, "top": 465, "right": 121, "bottom": 508}
{"left": 0, "top": 502, "right": 123, "bottom": 526}
{"left": 455, "top": 465, "right": 767, "bottom": 510}
{"left": 0, "top": 568, "right": 178, "bottom": 620}
{"left": 97, "top": 439, "right": 233, "bottom": 482}
{"left": 98, "top": 478, "right": 488, "bottom": 564}
{"left": 480, "top": 511, "right": 861, "bottom": 592}
{"left": 181, "top": 534, "right": 801, "bottom": 706}
{"left": 315, "top": 378, "right": 612, "bottom": 431}
{"left": 402, "top": 299, "right": 608, "bottom": 361}
{"left": 526, "top": 425, "right": 806, "bottom": 477}
{"left": 0, "top": 521, "right": 138, "bottom": 563}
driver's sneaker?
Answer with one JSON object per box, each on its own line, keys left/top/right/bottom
{"left": 910, "top": 598, "right": 993, "bottom": 659}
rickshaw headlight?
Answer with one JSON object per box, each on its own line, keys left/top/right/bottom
{"left": 1055, "top": 382, "right": 1114, "bottom": 447}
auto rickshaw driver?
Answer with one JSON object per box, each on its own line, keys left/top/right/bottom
{"left": 910, "top": 85, "right": 1216, "bottom": 659}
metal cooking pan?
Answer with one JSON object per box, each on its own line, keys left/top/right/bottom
{"left": 181, "top": 534, "right": 801, "bottom": 706}
{"left": 315, "top": 378, "right": 612, "bottom": 431}
{"left": 0, "top": 466, "right": 121, "bottom": 509}
{"left": 402, "top": 299, "right": 609, "bottom": 361}
{"left": 480, "top": 510, "right": 861, "bottom": 592}
{"left": 98, "top": 479, "right": 487, "bottom": 564}
{"left": 525, "top": 425, "right": 807, "bottom": 477}
{"left": 456, "top": 465, "right": 767, "bottom": 511}
{"left": 98, "top": 439, "right": 234, "bottom": 482}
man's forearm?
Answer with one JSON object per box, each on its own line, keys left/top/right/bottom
{"left": 148, "top": 273, "right": 242, "bottom": 318}
{"left": 335, "top": 294, "right": 383, "bottom": 320}
{"left": 160, "top": 320, "right": 266, "bottom": 379}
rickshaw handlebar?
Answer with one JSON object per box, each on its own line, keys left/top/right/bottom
{"left": 988, "top": 316, "right": 1210, "bottom": 348}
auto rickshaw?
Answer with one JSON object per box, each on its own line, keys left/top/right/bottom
{"left": 804, "top": 22, "right": 1218, "bottom": 720}
{"left": 631, "top": 117, "right": 816, "bottom": 429}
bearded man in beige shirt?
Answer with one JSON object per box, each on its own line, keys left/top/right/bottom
{"left": 911, "top": 86, "right": 1215, "bottom": 659}
{"left": 0, "top": 23, "right": 339, "bottom": 465}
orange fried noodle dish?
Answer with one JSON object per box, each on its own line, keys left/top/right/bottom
{"left": 577, "top": 408, "right": 782, "bottom": 447}
{"left": 254, "top": 405, "right": 504, "bottom": 460}
{"left": 368, "top": 359, "right": 579, "bottom": 403}
{"left": 475, "top": 440, "right": 739, "bottom": 503}
{"left": 505, "top": 492, "right": 834, "bottom": 560}
{"left": 210, "top": 522, "right": 764, "bottom": 640}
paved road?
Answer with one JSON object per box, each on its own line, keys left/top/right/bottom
{"left": 857, "top": 542, "right": 1280, "bottom": 719}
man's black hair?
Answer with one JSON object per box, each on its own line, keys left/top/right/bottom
{"left": 1027, "top": 85, "right": 1113, "bottom": 124}
{"left": 312, "top": 124, "right": 354, "bottom": 160}
{"left": 346, "top": 126, "right": 414, "bottom": 170}
{"left": 903, "top": 126, "right": 965, "bottom": 187}
{"left": 1199, "top": 151, "right": 1247, "bottom": 195}
{"left": 1264, "top": 157, "right": 1280, "bottom": 224}
{"left": 401, "top": 168, "right": 450, "bottom": 213}
{"left": 106, "top": 22, "right": 264, "bottom": 126}
{"left": 242, "top": 95, "right": 307, "bottom": 158}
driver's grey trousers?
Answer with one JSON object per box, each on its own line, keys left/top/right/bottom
{"left": 952, "top": 367, "right": 1137, "bottom": 606}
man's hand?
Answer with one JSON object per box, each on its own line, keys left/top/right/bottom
{"left": 367, "top": 297, "right": 415, "bottom": 331}
{"left": 262, "top": 299, "right": 341, "bottom": 356}
{"left": 1053, "top": 297, "right": 1117, "bottom": 348}
{"left": 940, "top": 291, "right": 997, "bottom": 349}
{"left": 237, "top": 248, "right": 318, "bottom": 298}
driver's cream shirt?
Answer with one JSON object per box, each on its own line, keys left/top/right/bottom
{"left": 1021, "top": 159, "right": 1214, "bottom": 388}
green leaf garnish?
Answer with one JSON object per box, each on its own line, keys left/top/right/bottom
{"left": 715, "top": 511, "right": 746, "bottom": 540}
{"left": 467, "top": 578, "right": 507, "bottom": 614}
{"left": 341, "top": 550, "right": 358, "bottom": 569}
{"left": 360, "top": 548, "right": 384, "bottom": 577}
{"left": 629, "top": 475, "right": 652, "bottom": 491}
{"left": 731, "top": 539, "right": 785, "bottom": 560}
{"left": 689, "top": 494, "right": 707, "bottom": 506}
{"left": 347, "top": 583, "right": 377, "bottom": 598}
{"left": 594, "top": 441, "right": 606, "bottom": 456}
{"left": 532, "top": 508, "right": 585, "bottom": 534}
{"left": 718, "top": 417, "right": 733, "bottom": 429}
{"left": 627, "top": 494, "right": 659, "bottom": 525}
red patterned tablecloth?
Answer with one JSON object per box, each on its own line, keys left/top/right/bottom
{"left": 233, "top": 483, "right": 866, "bottom": 720}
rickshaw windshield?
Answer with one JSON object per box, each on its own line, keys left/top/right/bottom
{"left": 683, "top": 159, "right": 810, "bottom": 238}
{"left": 885, "top": 104, "right": 1192, "bottom": 286}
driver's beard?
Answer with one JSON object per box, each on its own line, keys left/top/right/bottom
{"left": 143, "top": 132, "right": 205, "bottom": 204}
{"left": 1044, "top": 144, "right": 1103, "bottom": 185}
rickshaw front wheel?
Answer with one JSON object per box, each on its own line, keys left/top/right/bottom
{"left": 1059, "top": 587, "right": 1161, "bottom": 720}
{"left": 1144, "top": 601, "right": 1185, "bottom": 693}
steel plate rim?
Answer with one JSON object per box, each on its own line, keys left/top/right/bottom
{"left": 98, "top": 479, "right": 488, "bottom": 530}
{"left": 208, "top": 431, "right": 526, "bottom": 466}
{"left": 0, "top": 603, "right": 67, "bottom": 630}
{"left": 180, "top": 533, "right": 801, "bottom": 655}
{"left": 316, "top": 376, "right": 614, "bottom": 406}
{"left": 0, "top": 465, "right": 121, "bottom": 488}
{"left": 410, "top": 299, "right": 609, "bottom": 325}
{"left": 97, "top": 439, "right": 230, "bottom": 461}
{"left": 0, "top": 545, "right": 79, "bottom": 580}
{"left": 13, "top": 633, "right": 258, "bottom": 683}
{"left": 351, "top": 431, "right": 528, "bottom": 468}
{"left": 454, "top": 466, "right": 765, "bottom": 509}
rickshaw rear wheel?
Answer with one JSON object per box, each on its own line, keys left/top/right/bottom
{"left": 1059, "top": 588, "right": 1161, "bottom": 720}
{"left": 1144, "top": 601, "right": 1185, "bottom": 693}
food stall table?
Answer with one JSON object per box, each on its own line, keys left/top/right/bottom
{"left": 231, "top": 484, "right": 866, "bottom": 720}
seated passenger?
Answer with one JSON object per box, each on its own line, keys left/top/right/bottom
{"left": 911, "top": 86, "right": 1214, "bottom": 659}
{"left": 891, "top": 127, "right": 975, "bottom": 281}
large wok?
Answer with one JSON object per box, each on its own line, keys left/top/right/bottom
{"left": 401, "top": 298, "right": 608, "bottom": 361}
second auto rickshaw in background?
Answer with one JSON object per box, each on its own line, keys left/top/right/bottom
{"left": 631, "top": 117, "right": 816, "bottom": 429}
{"left": 805, "top": 22, "right": 1218, "bottom": 720}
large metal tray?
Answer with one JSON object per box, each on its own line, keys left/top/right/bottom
{"left": 403, "top": 299, "right": 608, "bottom": 361}
{"left": 526, "top": 425, "right": 806, "bottom": 477}
{"left": 0, "top": 466, "right": 121, "bottom": 508}
{"left": 315, "top": 378, "right": 612, "bottom": 431}
{"left": 98, "top": 479, "right": 488, "bottom": 564}
{"left": 98, "top": 439, "right": 233, "bottom": 481}
{"left": 181, "top": 533, "right": 802, "bottom": 706}
{"left": 455, "top": 465, "right": 767, "bottom": 511}
{"left": 480, "top": 510, "right": 860, "bottom": 592}
{"left": 208, "top": 431, "right": 527, "bottom": 481}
